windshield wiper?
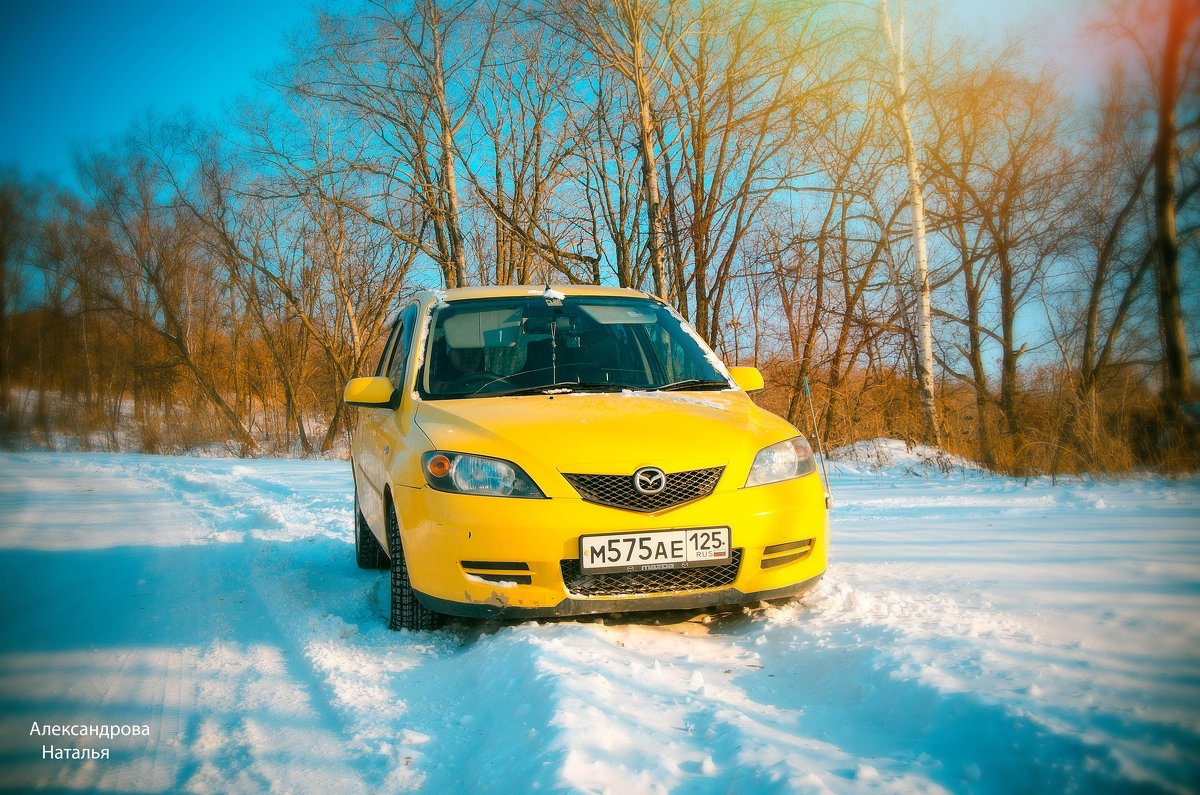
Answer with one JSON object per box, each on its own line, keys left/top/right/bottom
{"left": 490, "top": 381, "right": 628, "bottom": 397}
{"left": 651, "top": 379, "right": 731, "bottom": 392}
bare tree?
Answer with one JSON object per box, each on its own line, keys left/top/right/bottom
{"left": 878, "top": 0, "right": 941, "bottom": 447}
{"left": 659, "top": 0, "right": 839, "bottom": 346}
{"left": 547, "top": 0, "right": 689, "bottom": 299}
{"left": 930, "top": 70, "right": 1077, "bottom": 469}
{"left": 463, "top": 17, "right": 600, "bottom": 285}
{"left": 1045, "top": 36, "right": 1199, "bottom": 469}
{"left": 293, "top": 0, "right": 503, "bottom": 288}
{"left": 214, "top": 98, "right": 423, "bottom": 451}
{"left": 1062, "top": 73, "right": 1156, "bottom": 457}
{"left": 1152, "top": 0, "right": 1194, "bottom": 420}
{"left": 571, "top": 71, "right": 653, "bottom": 290}
{"left": 75, "top": 124, "right": 259, "bottom": 452}
{"left": 0, "top": 170, "right": 40, "bottom": 416}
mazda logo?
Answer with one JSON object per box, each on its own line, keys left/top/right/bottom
{"left": 633, "top": 466, "right": 667, "bottom": 496}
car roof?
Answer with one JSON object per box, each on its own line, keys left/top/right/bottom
{"left": 415, "top": 284, "right": 656, "bottom": 304}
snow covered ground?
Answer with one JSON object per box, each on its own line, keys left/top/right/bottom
{"left": 0, "top": 445, "right": 1197, "bottom": 794}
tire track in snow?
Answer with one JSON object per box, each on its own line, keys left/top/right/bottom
{"left": 107, "top": 456, "right": 391, "bottom": 791}
{"left": 0, "top": 453, "right": 371, "bottom": 793}
{"left": 109, "top": 456, "right": 484, "bottom": 792}
{"left": 134, "top": 460, "right": 591, "bottom": 791}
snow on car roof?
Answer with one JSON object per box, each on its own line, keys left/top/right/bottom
{"left": 415, "top": 284, "right": 655, "bottom": 303}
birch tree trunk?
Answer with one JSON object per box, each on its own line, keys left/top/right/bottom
{"left": 879, "top": 0, "right": 942, "bottom": 448}
{"left": 431, "top": 16, "right": 469, "bottom": 289}
{"left": 613, "top": 0, "right": 668, "bottom": 299}
{"left": 635, "top": 77, "right": 668, "bottom": 300}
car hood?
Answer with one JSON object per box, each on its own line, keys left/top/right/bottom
{"left": 413, "top": 390, "right": 797, "bottom": 494}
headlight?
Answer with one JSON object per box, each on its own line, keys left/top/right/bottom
{"left": 745, "top": 436, "right": 817, "bottom": 487}
{"left": 422, "top": 451, "right": 545, "bottom": 498}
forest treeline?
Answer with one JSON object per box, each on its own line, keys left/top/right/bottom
{"left": 0, "top": 0, "right": 1196, "bottom": 474}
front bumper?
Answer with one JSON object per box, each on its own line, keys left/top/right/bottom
{"left": 391, "top": 470, "right": 828, "bottom": 619}
{"left": 417, "top": 573, "right": 825, "bottom": 620}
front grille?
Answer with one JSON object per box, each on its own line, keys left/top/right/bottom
{"left": 560, "top": 549, "right": 742, "bottom": 597}
{"left": 562, "top": 466, "right": 724, "bottom": 512}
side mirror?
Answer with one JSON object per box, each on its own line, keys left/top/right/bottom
{"left": 344, "top": 376, "right": 398, "bottom": 409}
{"left": 728, "top": 366, "right": 765, "bottom": 393}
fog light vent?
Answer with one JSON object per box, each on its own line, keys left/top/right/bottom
{"left": 760, "top": 539, "right": 814, "bottom": 570}
{"left": 461, "top": 561, "right": 533, "bottom": 586}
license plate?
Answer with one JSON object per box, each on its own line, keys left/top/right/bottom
{"left": 579, "top": 527, "right": 731, "bottom": 574}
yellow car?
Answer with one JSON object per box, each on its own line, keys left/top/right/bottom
{"left": 345, "top": 285, "right": 828, "bottom": 630}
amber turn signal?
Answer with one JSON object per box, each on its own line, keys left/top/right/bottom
{"left": 426, "top": 454, "right": 452, "bottom": 479}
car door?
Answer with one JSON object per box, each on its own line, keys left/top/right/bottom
{"left": 355, "top": 305, "right": 416, "bottom": 532}
{"left": 380, "top": 302, "right": 432, "bottom": 517}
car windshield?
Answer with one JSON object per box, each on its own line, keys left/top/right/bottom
{"left": 418, "top": 295, "right": 729, "bottom": 399}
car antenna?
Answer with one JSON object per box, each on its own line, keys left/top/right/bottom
{"left": 804, "top": 375, "right": 833, "bottom": 509}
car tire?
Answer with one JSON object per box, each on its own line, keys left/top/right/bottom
{"left": 385, "top": 501, "right": 443, "bottom": 631}
{"left": 354, "top": 489, "right": 388, "bottom": 570}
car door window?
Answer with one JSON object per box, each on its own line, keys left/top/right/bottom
{"left": 386, "top": 304, "right": 419, "bottom": 388}
{"left": 375, "top": 320, "right": 403, "bottom": 378}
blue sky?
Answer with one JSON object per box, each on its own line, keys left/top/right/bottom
{"left": 0, "top": 0, "right": 315, "bottom": 185}
{"left": 0, "top": 0, "right": 1093, "bottom": 189}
